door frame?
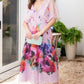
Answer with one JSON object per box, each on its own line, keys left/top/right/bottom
{"left": 0, "top": 0, "right": 21, "bottom": 82}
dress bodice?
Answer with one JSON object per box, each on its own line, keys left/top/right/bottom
{"left": 24, "top": 0, "right": 59, "bottom": 44}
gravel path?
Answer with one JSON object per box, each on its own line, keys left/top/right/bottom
{"left": 59, "top": 56, "right": 84, "bottom": 84}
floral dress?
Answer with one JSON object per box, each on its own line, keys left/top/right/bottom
{"left": 18, "top": 0, "right": 59, "bottom": 84}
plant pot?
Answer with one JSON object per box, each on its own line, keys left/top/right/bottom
{"left": 65, "top": 42, "right": 77, "bottom": 60}
{"left": 57, "top": 48, "right": 61, "bottom": 58}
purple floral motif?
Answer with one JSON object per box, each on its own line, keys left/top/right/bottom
{"left": 20, "top": 37, "right": 58, "bottom": 75}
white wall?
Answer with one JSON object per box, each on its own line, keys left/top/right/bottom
{"left": 56, "top": 0, "right": 84, "bottom": 55}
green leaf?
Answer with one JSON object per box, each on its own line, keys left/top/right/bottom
{"left": 52, "top": 20, "right": 83, "bottom": 44}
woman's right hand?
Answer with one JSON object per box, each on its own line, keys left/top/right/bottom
{"left": 25, "top": 31, "right": 32, "bottom": 39}
{"left": 23, "top": 21, "right": 32, "bottom": 39}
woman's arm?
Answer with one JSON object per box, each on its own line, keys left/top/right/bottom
{"left": 23, "top": 21, "right": 32, "bottom": 39}
{"left": 33, "top": 18, "right": 56, "bottom": 40}
{"left": 40, "top": 18, "right": 56, "bottom": 35}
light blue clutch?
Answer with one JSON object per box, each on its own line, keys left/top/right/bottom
{"left": 26, "top": 36, "right": 42, "bottom": 45}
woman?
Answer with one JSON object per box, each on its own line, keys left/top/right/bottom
{"left": 18, "top": 0, "right": 59, "bottom": 84}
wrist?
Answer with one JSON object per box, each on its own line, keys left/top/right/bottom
{"left": 39, "top": 31, "right": 43, "bottom": 36}
{"left": 27, "top": 29, "right": 31, "bottom": 34}
{"left": 25, "top": 27, "right": 30, "bottom": 32}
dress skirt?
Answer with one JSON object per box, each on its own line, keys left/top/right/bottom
{"left": 18, "top": 36, "right": 59, "bottom": 84}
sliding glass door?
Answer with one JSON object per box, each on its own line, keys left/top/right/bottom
{"left": 0, "top": 0, "right": 20, "bottom": 82}
{"left": 3, "top": 0, "right": 19, "bottom": 66}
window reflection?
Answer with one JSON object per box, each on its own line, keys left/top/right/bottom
{"left": 3, "top": 0, "right": 19, "bottom": 65}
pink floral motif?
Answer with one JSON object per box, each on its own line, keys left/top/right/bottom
{"left": 20, "top": 39, "right": 58, "bottom": 75}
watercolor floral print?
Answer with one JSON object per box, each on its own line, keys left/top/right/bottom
{"left": 18, "top": 0, "right": 59, "bottom": 83}
{"left": 20, "top": 38, "right": 58, "bottom": 75}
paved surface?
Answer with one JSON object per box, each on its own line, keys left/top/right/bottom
{"left": 59, "top": 56, "right": 84, "bottom": 84}
{"left": 1, "top": 56, "right": 84, "bottom": 84}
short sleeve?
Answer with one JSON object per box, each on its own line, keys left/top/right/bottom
{"left": 47, "top": 0, "right": 59, "bottom": 22}
{"left": 24, "top": 7, "right": 30, "bottom": 23}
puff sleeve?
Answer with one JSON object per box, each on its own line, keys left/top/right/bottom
{"left": 24, "top": 7, "right": 30, "bottom": 23}
{"left": 47, "top": 0, "right": 59, "bottom": 22}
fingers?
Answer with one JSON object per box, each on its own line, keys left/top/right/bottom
{"left": 26, "top": 34, "right": 32, "bottom": 39}
{"left": 28, "top": 36, "right": 32, "bottom": 39}
{"left": 32, "top": 34, "right": 39, "bottom": 40}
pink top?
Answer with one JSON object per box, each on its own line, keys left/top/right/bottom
{"left": 24, "top": 0, "right": 59, "bottom": 44}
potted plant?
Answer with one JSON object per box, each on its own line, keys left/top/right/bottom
{"left": 52, "top": 20, "right": 67, "bottom": 58}
{"left": 53, "top": 20, "right": 83, "bottom": 60}
{"left": 57, "top": 41, "right": 66, "bottom": 57}
{"left": 62, "top": 27, "right": 83, "bottom": 60}
{"left": 53, "top": 20, "right": 68, "bottom": 33}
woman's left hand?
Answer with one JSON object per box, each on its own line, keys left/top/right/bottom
{"left": 32, "top": 32, "right": 41, "bottom": 40}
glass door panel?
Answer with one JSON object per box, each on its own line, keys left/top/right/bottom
{"left": 3, "top": 0, "right": 19, "bottom": 66}
{"left": 0, "top": 1, "right": 20, "bottom": 82}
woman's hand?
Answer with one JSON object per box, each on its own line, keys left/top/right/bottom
{"left": 32, "top": 32, "right": 41, "bottom": 40}
{"left": 26, "top": 31, "right": 32, "bottom": 39}
{"left": 23, "top": 21, "right": 32, "bottom": 39}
